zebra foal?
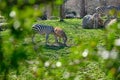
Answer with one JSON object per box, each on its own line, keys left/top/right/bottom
{"left": 32, "top": 24, "right": 58, "bottom": 44}
{"left": 54, "top": 27, "right": 67, "bottom": 45}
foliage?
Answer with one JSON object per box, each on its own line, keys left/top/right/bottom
{"left": 0, "top": 0, "right": 120, "bottom": 80}
{"left": 0, "top": 18, "right": 120, "bottom": 80}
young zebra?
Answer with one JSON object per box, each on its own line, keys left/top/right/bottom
{"left": 54, "top": 27, "right": 67, "bottom": 45}
{"left": 95, "top": 5, "right": 116, "bottom": 19}
{"left": 32, "top": 24, "right": 58, "bottom": 44}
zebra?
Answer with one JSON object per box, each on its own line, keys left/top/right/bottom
{"left": 91, "top": 13, "right": 100, "bottom": 28}
{"left": 95, "top": 6, "right": 107, "bottom": 16}
{"left": 95, "top": 5, "right": 116, "bottom": 19}
{"left": 32, "top": 24, "right": 58, "bottom": 45}
{"left": 82, "top": 14, "right": 104, "bottom": 29}
{"left": 82, "top": 14, "right": 93, "bottom": 29}
{"left": 54, "top": 27, "right": 67, "bottom": 45}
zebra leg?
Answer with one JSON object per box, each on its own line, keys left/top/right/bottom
{"left": 63, "top": 38, "right": 66, "bottom": 45}
{"left": 59, "top": 37, "right": 61, "bottom": 42}
{"left": 93, "top": 19, "right": 96, "bottom": 28}
{"left": 96, "top": 19, "right": 98, "bottom": 28}
{"left": 32, "top": 33, "right": 36, "bottom": 44}
{"left": 45, "top": 34, "right": 49, "bottom": 45}
{"left": 54, "top": 34, "right": 58, "bottom": 43}
{"left": 107, "top": 14, "right": 111, "bottom": 20}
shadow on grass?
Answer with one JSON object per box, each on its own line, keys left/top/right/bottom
{"left": 44, "top": 43, "right": 67, "bottom": 50}
{"left": 32, "top": 42, "right": 69, "bottom": 60}
{"left": 33, "top": 42, "right": 68, "bottom": 52}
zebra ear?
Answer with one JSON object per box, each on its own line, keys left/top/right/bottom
{"left": 54, "top": 28, "right": 57, "bottom": 32}
{"left": 54, "top": 27, "right": 57, "bottom": 31}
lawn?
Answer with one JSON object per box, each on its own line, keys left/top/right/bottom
{"left": 30, "top": 19, "right": 105, "bottom": 60}
{"left": 0, "top": 19, "right": 119, "bottom": 80}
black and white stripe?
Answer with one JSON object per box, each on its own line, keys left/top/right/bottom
{"left": 95, "top": 5, "right": 116, "bottom": 18}
{"left": 95, "top": 6, "right": 108, "bottom": 15}
{"left": 82, "top": 13, "right": 104, "bottom": 29}
{"left": 32, "top": 24, "right": 54, "bottom": 34}
{"left": 32, "top": 24, "right": 57, "bottom": 44}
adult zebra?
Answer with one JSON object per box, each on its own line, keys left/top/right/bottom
{"left": 32, "top": 24, "right": 58, "bottom": 45}
{"left": 95, "top": 5, "right": 116, "bottom": 19}
{"left": 82, "top": 13, "right": 104, "bottom": 29}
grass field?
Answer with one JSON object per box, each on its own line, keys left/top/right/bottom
{"left": 1, "top": 19, "right": 119, "bottom": 80}
{"left": 30, "top": 19, "right": 105, "bottom": 60}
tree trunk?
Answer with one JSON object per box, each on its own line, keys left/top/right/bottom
{"left": 59, "top": 0, "right": 67, "bottom": 22}
{"left": 46, "top": 5, "right": 52, "bottom": 20}
{"left": 60, "top": 4, "right": 65, "bottom": 22}
{"left": 80, "top": 0, "right": 86, "bottom": 18}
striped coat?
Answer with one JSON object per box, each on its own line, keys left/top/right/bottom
{"left": 82, "top": 14, "right": 104, "bottom": 29}
{"left": 95, "top": 5, "right": 116, "bottom": 19}
{"left": 32, "top": 24, "right": 58, "bottom": 44}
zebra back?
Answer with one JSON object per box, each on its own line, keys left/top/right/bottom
{"left": 95, "top": 5, "right": 117, "bottom": 15}
{"left": 107, "top": 5, "right": 116, "bottom": 10}
{"left": 95, "top": 6, "right": 108, "bottom": 15}
{"left": 32, "top": 24, "right": 54, "bottom": 34}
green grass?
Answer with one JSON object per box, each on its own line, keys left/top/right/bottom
{"left": 1, "top": 19, "right": 115, "bottom": 80}
{"left": 31, "top": 19, "right": 105, "bottom": 58}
